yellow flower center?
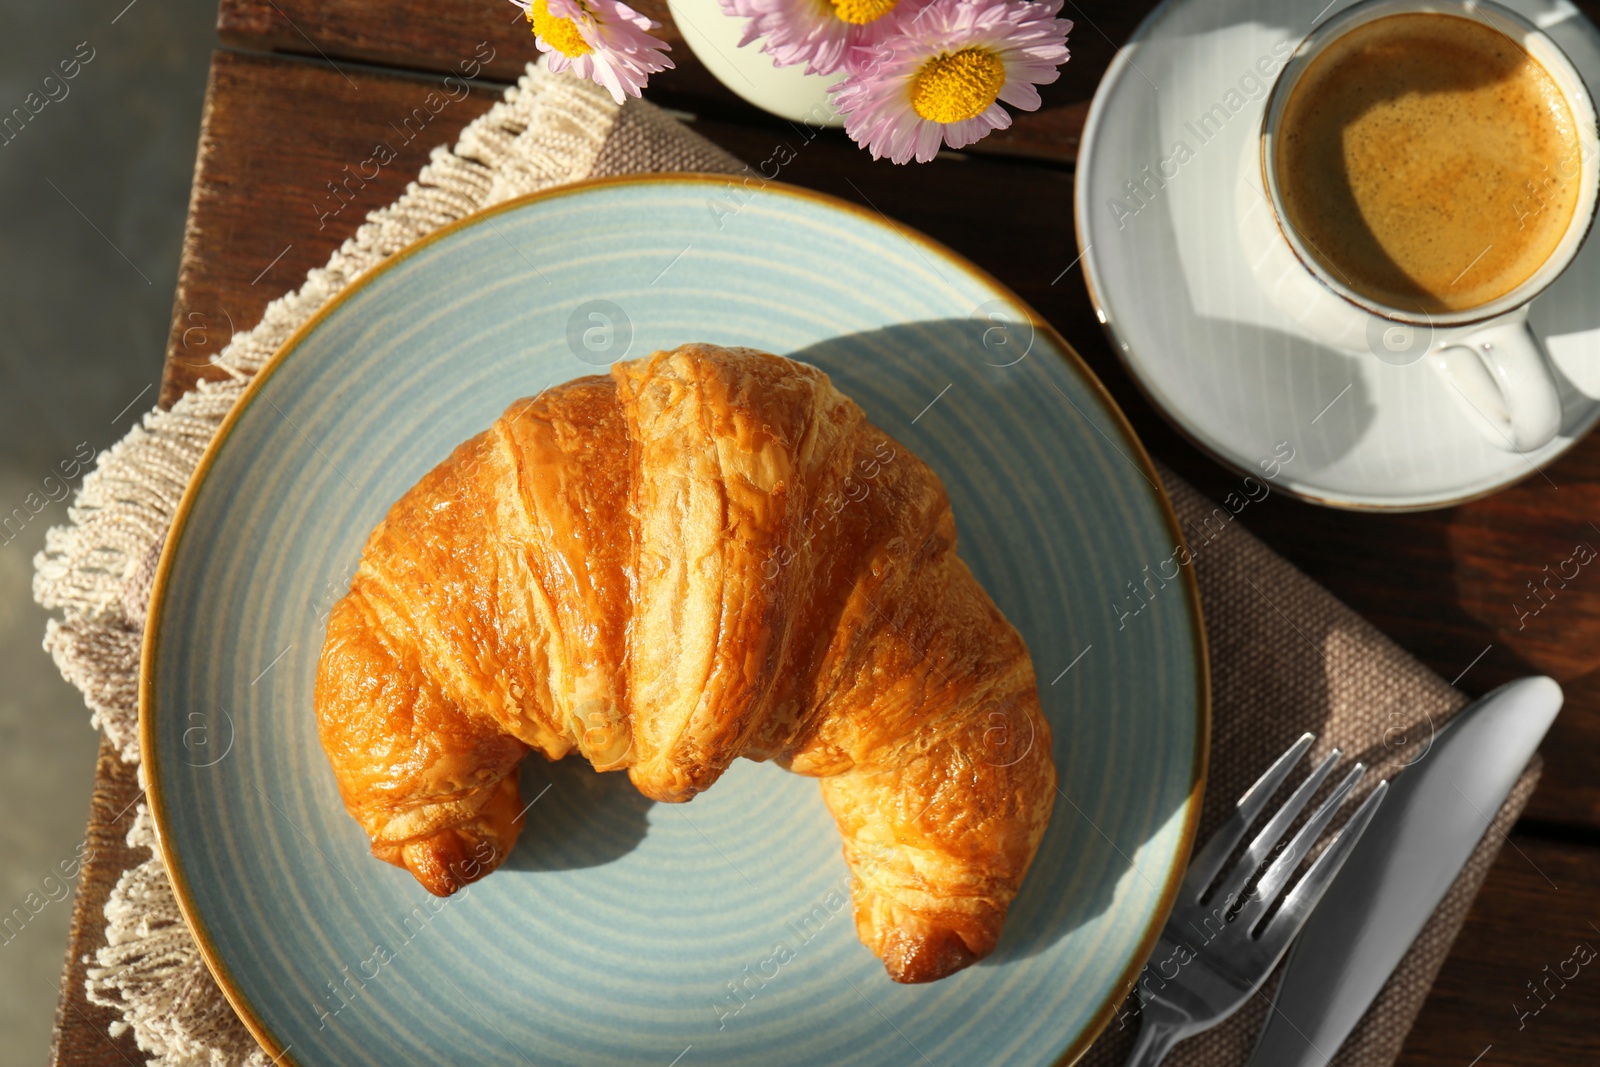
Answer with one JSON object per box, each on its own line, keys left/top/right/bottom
{"left": 909, "top": 47, "right": 1006, "bottom": 124}
{"left": 828, "top": 0, "right": 898, "bottom": 25}
{"left": 527, "top": 0, "right": 591, "bottom": 58}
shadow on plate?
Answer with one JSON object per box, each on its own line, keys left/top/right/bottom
{"left": 502, "top": 752, "right": 655, "bottom": 872}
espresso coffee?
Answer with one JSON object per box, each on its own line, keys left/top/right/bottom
{"left": 1275, "top": 13, "right": 1582, "bottom": 313}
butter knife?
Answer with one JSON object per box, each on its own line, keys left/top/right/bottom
{"left": 1244, "top": 675, "right": 1563, "bottom": 1067}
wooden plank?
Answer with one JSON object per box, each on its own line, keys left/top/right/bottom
{"left": 160, "top": 51, "right": 503, "bottom": 406}
{"left": 1397, "top": 835, "right": 1600, "bottom": 1066}
{"left": 213, "top": 0, "right": 728, "bottom": 100}
{"left": 47, "top": 738, "right": 144, "bottom": 1067}
{"left": 214, "top": 0, "right": 1136, "bottom": 164}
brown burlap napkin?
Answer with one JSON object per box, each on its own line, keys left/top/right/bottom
{"left": 36, "top": 59, "right": 1536, "bottom": 1067}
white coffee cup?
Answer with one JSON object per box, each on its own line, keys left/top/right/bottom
{"left": 1257, "top": 0, "right": 1600, "bottom": 453}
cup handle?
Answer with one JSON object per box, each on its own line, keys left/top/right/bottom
{"left": 1429, "top": 310, "right": 1562, "bottom": 453}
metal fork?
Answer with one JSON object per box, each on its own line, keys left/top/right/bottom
{"left": 1123, "top": 733, "right": 1388, "bottom": 1067}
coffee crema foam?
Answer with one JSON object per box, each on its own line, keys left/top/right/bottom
{"left": 1276, "top": 13, "right": 1582, "bottom": 313}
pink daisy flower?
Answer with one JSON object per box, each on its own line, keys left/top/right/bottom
{"left": 509, "top": 0, "right": 674, "bottom": 104}
{"left": 832, "top": 0, "right": 1071, "bottom": 163}
{"left": 719, "top": 0, "right": 927, "bottom": 77}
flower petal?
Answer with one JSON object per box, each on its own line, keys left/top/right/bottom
{"left": 829, "top": 0, "right": 1070, "bottom": 161}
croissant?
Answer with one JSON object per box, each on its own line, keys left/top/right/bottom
{"left": 314, "top": 343, "right": 1056, "bottom": 983}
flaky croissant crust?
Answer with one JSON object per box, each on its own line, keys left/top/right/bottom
{"left": 314, "top": 343, "right": 1056, "bottom": 982}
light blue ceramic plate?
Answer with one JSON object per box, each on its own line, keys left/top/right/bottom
{"left": 143, "top": 176, "right": 1209, "bottom": 1067}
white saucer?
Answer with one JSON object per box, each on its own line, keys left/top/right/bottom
{"left": 1075, "top": 0, "right": 1600, "bottom": 510}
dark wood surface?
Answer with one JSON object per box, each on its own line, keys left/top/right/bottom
{"left": 1400, "top": 837, "right": 1600, "bottom": 1067}
{"left": 54, "top": 0, "right": 1600, "bottom": 1063}
{"left": 47, "top": 739, "right": 143, "bottom": 1067}
{"left": 159, "top": 52, "right": 506, "bottom": 407}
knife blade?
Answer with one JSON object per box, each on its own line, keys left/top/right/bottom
{"left": 1244, "top": 675, "right": 1563, "bottom": 1067}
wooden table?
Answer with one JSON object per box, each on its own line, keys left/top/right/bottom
{"left": 48, "top": 2, "right": 1600, "bottom": 1064}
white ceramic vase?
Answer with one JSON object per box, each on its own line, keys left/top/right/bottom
{"left": 665, "top": 0, "right": 846, "bottom": 126}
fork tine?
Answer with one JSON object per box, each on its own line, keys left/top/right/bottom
{"left": 1207, "top": 748, "right": 1342, "bottom": 909}
{"left": 1182, "top": 733, "right": 1315, "bottom": 901}
{"left": 1237, "top": 762, "right": 1366, "bottom": 929}
{"left": 1256, "top": 780, "right": 1389, "bottom": 960}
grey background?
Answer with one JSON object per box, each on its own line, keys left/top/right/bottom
{"left": 0, "top": 0, "right": 214, "bottom": 1062}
